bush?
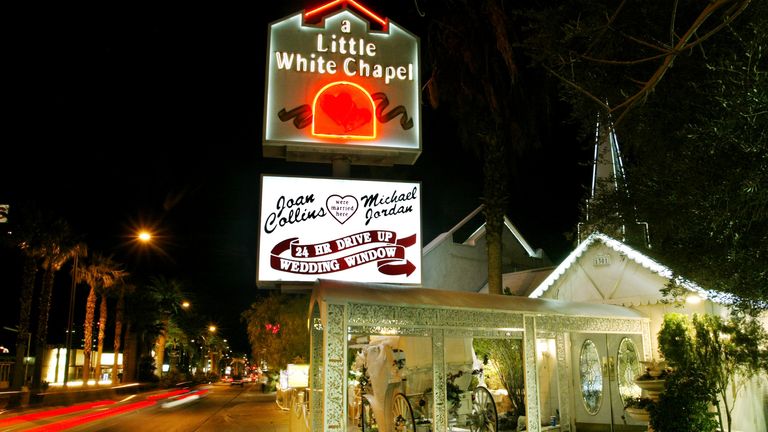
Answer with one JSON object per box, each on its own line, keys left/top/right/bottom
{"left": 650, "top": 369, "right": 718, "bottom": 432}
{"left": 192, "top": 371, "right": 218, "bottom": 384}
{"left": 624, "top": 397, "right": 655, "bottom": 410}
{"left": 263, "top": 372, "right": 279, "bottom": 393}
{"left": 138, "top": 355, "right": 159, "bottom": 383}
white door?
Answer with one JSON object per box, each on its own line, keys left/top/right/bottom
{"left": 571, "top": 333, "right": 645, "bottom": 431}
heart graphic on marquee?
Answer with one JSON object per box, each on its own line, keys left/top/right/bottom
{"left": 319, "top": 92, "right": 372, "bottom": 132}
{"left": 326, "top": 195, "right": 358, "bottom": 225}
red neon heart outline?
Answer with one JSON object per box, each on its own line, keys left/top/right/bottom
{"left": 319, "top": 92, "right": 372, "bottom": 132}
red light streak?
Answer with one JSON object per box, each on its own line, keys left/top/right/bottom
{"left": 146, "top": 388, "right": 189, "bottom": 400}
{"left": 24, "top": 400, "right": 156, "bottom": 432}
{"left": 0, "top": 389, "right": 201, "bottom": 430}
{"left": 0, "top": 400, "right": 116, "bottom": 427}
{"left": 304, "top": 0, "right": 388, "bottom": 31}
{"left": 176, "top": 388, "right": 209, "bottom": 401}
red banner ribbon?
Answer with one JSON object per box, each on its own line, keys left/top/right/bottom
{"left": 269, "top": 232, "right": 416, "bottom": 276}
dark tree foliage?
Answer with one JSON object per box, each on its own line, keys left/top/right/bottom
{"left": 651, "top": 368, "right": 719, "bottom": 432}
{"left": 656, "top": 313, "right": 768, "bottom": 432}
{"left": 473, "top": 338, "right": 526, "bottom": 417}
{"left": 424, "top": 0, "right": 554, "bottom": 294}
{"left": 242, "top": 292, "right": 310, "bottom": 371}
{"left": 525, "top": 0, "right": 767, "bottom": 309}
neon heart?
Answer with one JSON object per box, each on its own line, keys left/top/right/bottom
{"left": 326, "top": 195, "right": 358, "bottom": 225}
{"left": 320, "top": 92, "right": 372, "bottom": 132}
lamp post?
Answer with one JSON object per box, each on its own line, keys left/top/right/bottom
{"left": 63, "top": 253, "right": 78, "bottom": 386}
{"left": 207, "top": 326, "right": 217, "bottom": 375}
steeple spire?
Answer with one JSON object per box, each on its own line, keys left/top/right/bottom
{"left": 591, "top": 118, "right": 626, "bottom": 202}
{"left": 578, "top": 114, "right": 650, "bottom": 248}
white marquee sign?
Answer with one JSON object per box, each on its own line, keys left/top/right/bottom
{"left": 258, "top": 175, "right": 421, "bottom": 285}
{"left": 263, "top": 1, "right": 421, "bottom": 165}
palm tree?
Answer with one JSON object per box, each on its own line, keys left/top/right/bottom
{"left": 146, "top": 276, "right": 184, "bottom": 377}
{"left": 77, "top": 253, "right": 126, "bottom": 384}
{"left": 112, "top": 282, "right": 135, "bottom": 384}
{"left": 165, "top": 322, "right": 195, "bottom": 374}
{"left": 426, "top": 0, "right": 547, "bottom": 294}
{"left": 95, "top": 264, "right": 128, "bottom": 383}
{"left": 32, "top": 219, "right": 84, "bottom": 391}
{"left": 121, "top": 283, "right": 165, "bottom": 382}
{"left": 1, "top": 206, "right": 45, "bottom": 391}
{"left": 426, "top": 0, "right": 552, "bottom": 294}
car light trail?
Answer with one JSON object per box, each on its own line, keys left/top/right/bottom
{"left": 23, "top": 400, "right": 156, "bottom": 432}
{"left": 145, "top": 389, "right": 189, "bottom": 401}
{"left": 0, "top": 400, "right": 116, "bottom": 428}
{"left": 160, "top": 389, "right": 209, "bottom": 409}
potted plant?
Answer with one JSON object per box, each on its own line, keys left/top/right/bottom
{"left": 639, "top": 360, "right": 669, "bottom": 379}
{"left": 624, "top": 397, "right": 655, "bottom": 423}
{"left": 634, "top": 360, "right": 669, "bottom": 399}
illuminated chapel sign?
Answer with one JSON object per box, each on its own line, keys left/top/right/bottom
{"left": 263, "top": 0, "right": 421, "bottom": 165}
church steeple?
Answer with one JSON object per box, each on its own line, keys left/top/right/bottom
{"left": 591, "top": 119, "right": 626, "bottom": 202}
{"left": 578, "top": 114, "right": 650, "bottom": 248}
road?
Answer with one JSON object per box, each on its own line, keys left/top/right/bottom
{"left": 1, "top": 383, "right": 290, "bottom": 432}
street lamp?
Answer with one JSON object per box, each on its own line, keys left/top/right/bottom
{"left": 206, "top": 326, "right": 218, "bottom": 375}
{"left": 137, "top": 231, "right": 152, "bottom": 242}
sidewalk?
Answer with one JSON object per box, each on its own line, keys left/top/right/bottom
{"left": 197, "top": 384, "right": 289, "bottom": 432}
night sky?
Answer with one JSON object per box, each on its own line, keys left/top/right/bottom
{"left": 2, "top": 2, "right": 591, "bottom": 353}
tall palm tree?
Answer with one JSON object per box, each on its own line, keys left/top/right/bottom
{"left": 426, "top": 0, "right": 546, "bottom": 294}
{"left": 32, "top": 219, "right": 84, "bottom": 391}
{"left": 2, "top": 206, "right": 46, "bottom": 391}
{"left": 95, "top": 265, "right": 127, "bottom": 383}
{"left": 147, "top": 276, "right": 184, "bottom": 377}
{"left": 121, "top": 280, "right": 171, "bottom": 382}
{"left": 112, "top": 282, "right": 135, "bottom": 384}
{"left": 77, "top": 253, "right": 125, "bottom": 384}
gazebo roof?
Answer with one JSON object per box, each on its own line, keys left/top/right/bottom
{"left": 528, "top": 232, "right": 735, "bottom": 305}
{"left": 311, "top": 280, "right": 648, "bottom": 320}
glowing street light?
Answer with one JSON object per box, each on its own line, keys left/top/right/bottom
{"left": 137, "top": 231, "right": 152, "bottom": 242}
{"left": 181, "top": 300, "right": 190, "bottom": 309}
{"left": 208, "top": 325, "right": 217, "bottom": 333}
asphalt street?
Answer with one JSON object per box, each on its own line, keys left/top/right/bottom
{"left": 0, "top": 383, "right": 290, "bottom": 432}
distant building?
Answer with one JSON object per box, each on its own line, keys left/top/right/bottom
{"left": 422, "top": 205, "right": 552, "bottom": 294}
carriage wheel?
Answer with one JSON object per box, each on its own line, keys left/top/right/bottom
{"left": 360, "top": 395, "right": 377, "bottom": 431}
{"left": 470, "top": 387, "right": 498, "bottom": 432}
{"left": 392, "top": 393, "right": 416, "bottom": 432}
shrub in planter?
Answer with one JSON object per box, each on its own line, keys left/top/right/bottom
{"left": 657, "top": 313, "right": 768, "bottom": 432}
{"left": 649, "top": 368, "right": 717, "bottom": 432}
{"left": 624, "top": 397, "right": 655, "bottom": 410}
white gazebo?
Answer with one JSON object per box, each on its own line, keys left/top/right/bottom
{"left": 307, "top": 280, "right": 651, "bottom": 432}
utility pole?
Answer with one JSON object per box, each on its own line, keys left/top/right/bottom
{"left": 63, "top": 254, "right": 78, "bottom": 385}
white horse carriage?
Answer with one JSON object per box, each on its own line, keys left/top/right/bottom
{"left": 350, "top": 335, "right": 498, "bottom": 432}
